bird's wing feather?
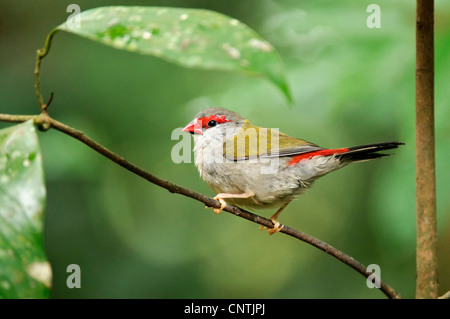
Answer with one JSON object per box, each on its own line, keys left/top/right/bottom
{"left": 223, "top": 123, "right": 322, "bottom": 161}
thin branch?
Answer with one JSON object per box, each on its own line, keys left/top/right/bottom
{"left": 34, "top": 49, "right": 45, "bottom": 108}
{"left": 34, "top": 31, "right": 57, "bottom": 110}
{"left": 0, "top": 114, "right": 37, "bottom": 123}
{"left": 0, "top": 112, "right": 401, "bottom": 299}
{"left": 44, "top": 92, "right": 54, "bottom": 111}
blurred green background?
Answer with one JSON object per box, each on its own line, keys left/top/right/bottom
{"left": 1, "top": 0, "right": 449, "bottom": 298}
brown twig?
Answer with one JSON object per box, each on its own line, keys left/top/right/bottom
{"left": 34, "top": 31, "right": 57, "bottom": 110}
{"left": 0, "top": 112, "right": 401, "bottom": 299}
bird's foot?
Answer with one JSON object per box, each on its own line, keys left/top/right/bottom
{"left": 205, "top": 195, "right": 227, "bottom": 214}
{"left": 206, "top": 191, "right": 254, "bottom": 214}
{"left": 259, "top": 219, "right": 284, "bottom": 235}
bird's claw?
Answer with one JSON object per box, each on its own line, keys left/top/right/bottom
{"left": 259, "top": 219, "right": 284, "bottom": 235}
{"left": 205, "top": 196, "right": 227, "bottom": 214}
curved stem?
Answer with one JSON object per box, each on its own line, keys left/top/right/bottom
{"left": 34, "top": 30, "right": 58, "bottom": 110}
{"left": 0, "top": 112, "right": 401, "bottom": 299}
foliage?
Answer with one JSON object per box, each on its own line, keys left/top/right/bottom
{"left": 55, "top": 6, "right": 291, "bottom": 102}
{"left": 0, "top": 0, "right": 449, "bottom": 298}
{"left": 0, "top": 121, "right": 49, "bottom": 298}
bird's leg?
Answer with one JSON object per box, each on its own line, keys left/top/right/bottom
{"left": 207, "top": 190, "right": 255, "bottom": 214}
{"left": 260, "top": 201, "right": 291, "bottom": 235}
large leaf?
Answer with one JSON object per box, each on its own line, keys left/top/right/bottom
{"left": 54, "top": 6, "right": 292, "bottom": 102}
{"left": 0, "top": 121, "right": 50, "bottom": 298}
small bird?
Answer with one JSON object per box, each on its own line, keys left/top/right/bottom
{"left": 183, "top": 107, "right": 403, "bottom": 234}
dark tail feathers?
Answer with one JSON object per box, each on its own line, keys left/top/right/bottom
{"left": 339, "top": 142, "right": 404, "bottom": 162}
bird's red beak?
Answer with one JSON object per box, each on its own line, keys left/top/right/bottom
{"left": 182, "top": 119, "right": 203, "bottom": 135}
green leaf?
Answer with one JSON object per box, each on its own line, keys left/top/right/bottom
{"left": 0, "top": 121, "right": 50, "bottom": 299}
{"left": 55, "top": 6, "right": 292, "bottom": 102}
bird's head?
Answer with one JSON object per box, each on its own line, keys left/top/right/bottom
{"left": 183, "top": 107, "right": 247, "bottom": 143}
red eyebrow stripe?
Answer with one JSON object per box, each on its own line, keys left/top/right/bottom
{"left": 288, "top": 148, "right": 349, "bottom": 166}
{"left": 199, "top": 115, "right": 232, "bottom": 128}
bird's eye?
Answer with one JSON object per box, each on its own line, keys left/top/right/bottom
{"left": 207, "top": 120, "right": 217, "bottom": 127}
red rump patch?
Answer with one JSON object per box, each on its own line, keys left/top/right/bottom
{"left": 288, "top": 148, "right": 349, "bottom": 166}
{"left": 199, "top": 115, "right": 232, "bottom": 128}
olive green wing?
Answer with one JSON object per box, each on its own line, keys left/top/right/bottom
{"left": 223, "top": 124, "right": 322, "bottom": 161}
